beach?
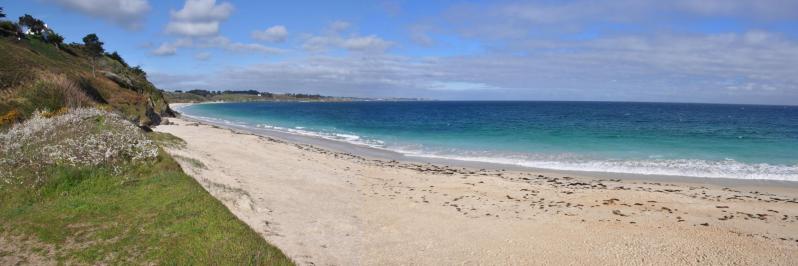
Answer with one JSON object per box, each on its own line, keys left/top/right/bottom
{"left": 153, "top": 111, "right": 798, "bottom": 265}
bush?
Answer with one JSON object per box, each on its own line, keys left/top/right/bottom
{"left": 0, "top": 20, "right": 18, "bottom": 36}
{"left": 106, "top": 51, "right": 128, "bottom": 67}
{"left": 0, "top": 108, "right": 158, "bottom": 188}
{"left": 46, "top": 31, "right": 64, "bottom": 47}
{"left": 17, "top": 72, "right": 94, "bottom": 116}
{"left": 0, "top": 109, "right": 21, "bottom": 127}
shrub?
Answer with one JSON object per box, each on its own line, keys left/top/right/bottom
{"left": 0, "top": 108, "right": 158, "bottom": 188}
{"left": 17, "top": 72, "right": 94, "bottom": 116}
{"left": 106, "top": 51, "right": 128, "bottom": 67}
{"left": 0, "top": 20, "right": 18, "bottom": 36}
{"left": 0, "top": 109, "right": 21, "bottom": 126}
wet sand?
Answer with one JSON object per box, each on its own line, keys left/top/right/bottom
{"left": 155, "top": 115, "right": 798, "bottom": 265}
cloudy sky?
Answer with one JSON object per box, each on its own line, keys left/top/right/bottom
{"left": 4, "top": 0, "right": 798, "bottom": 104}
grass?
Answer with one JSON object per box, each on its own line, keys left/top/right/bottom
{"left": 148, "top": 131, "right": 187, "bottom": 149}
{"left": 0, "top": 32, "right": 292, "bottom": 264}
{"left": 0, "top": 148, "right": 293, "bottom": 265}
{"left": 0, "top": 36, "right": 172, "bottom": 127}
{"left": 173, "top": 154, "right": 207, "bottom": 169}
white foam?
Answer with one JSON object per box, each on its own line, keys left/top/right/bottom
{"left": 401, "top": 152, "right": 798, "bottom": 181}
{"left": 179, "top": 112, "right": 798, "bottom": 182}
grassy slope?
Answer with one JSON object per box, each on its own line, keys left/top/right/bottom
{"left": 0, "top": 36, "right": 293, "bottom": 264}
{"left": 0, "top": 132, "right": 292, "bottom": 265}
{"left": 0, "top": 36, "right": 172, "bottom": 126}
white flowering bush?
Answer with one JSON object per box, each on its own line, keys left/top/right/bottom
{"left": 0, "top": 108, "right": 158, "bottom": 187}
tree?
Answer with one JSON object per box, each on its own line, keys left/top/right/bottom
{"left": 1, "top": 7, "right": 6, "bottom": 18}
{"left": 131, "top": 65, "right": 146, "bottom": 77}
{"left": 47, "top": 31, "right": 64, "bottom": 48}
{"left": 18, "top": 14, "right": 45, "bottom": 35}
{"left": 106, "top": 51, "right": 128, "bottom": 67}
{"left": 83, "top": 33, "right": 105, "bottom": 77}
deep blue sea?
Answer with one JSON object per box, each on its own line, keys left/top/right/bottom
{"left": 178, "top": 101, "right": 798, "bottom": 181}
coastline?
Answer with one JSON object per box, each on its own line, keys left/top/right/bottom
{"left": 156, "top": 104, "right": 798, "bottom": 265}
{"left": 170, "top": 102, "right": 798, "bottom": 189}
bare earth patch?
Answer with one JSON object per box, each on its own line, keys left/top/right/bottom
{"left": 0, "top": 233, "right": 56, "bottom": 266}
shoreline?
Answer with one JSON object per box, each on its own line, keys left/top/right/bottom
{"left": 155, "top": 109, "right": 798, "bottom": 265}
{"left": 170, "top": 102, "right": 798, "bottom": 189}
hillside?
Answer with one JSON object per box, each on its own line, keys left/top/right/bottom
{"left": 0, "top": 35, "right": 172, "bottom": 127}
{"left": 0, "top": 16, "right": 292, "bottom": 265}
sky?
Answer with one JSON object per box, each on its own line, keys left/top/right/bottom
{"left": 3, "top": 0, "right": 798, "bottom": 105}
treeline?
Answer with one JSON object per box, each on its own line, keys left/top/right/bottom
{"left": 176, "top": 89, "right": 328, "bottom": 99}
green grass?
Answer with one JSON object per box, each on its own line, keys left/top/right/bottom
{"left": 148, "top": 131, "right": 187, "bottom": 149}
{"left": 0, "top": 148, "right": 293, "bottom": 265}
{"left": 173, "top": 154, "right": 207, "bottom": 169}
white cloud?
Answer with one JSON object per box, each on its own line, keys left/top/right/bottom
{"left": 165, "top": 21, "right": 221, "bottom": 37}
{"left": 151, "top": 37, "right": 285, "bottom": 56}
{"left": 151, "top": 30, "right": 798, "bottom": 105}
{"left": 50, "top": 0, "right": 150, "bottom": 29}
{"left": 171, "top": 0, "right": 233, "bottom": 21}
{"left": 152, "top": 44, "right": 177, "bottom": 56}
{"left": 194, "top": 51, "right": 212, "bottom": 60}
{"left": 340, "top": 35, "right": 393, "bottom": 52}
{"left": 147, "top": 1, "right": 798, "bottom": 105}
{"left": 157, "top": 0, "right": 282, "bottom": 56}
{"left": 329, "top": 20, "right": 351, "bottom": 32}
{"left": 408, "top": 24, "right": 435, "bottom": 46}
{"left": 673, "top": 0, "right": 798, "bottom": 19}
{"left": 303, "top": 35, "right": 393, "bottom": 53}
{"left": 302, "top": 22, "right": 393, "bottom": 53}
{"left": 251, "top": 25, "right": 288, "bottom": 43}
{"left": 151, "top": 38, "right": 192, "bottom": 56}
{"left": 166, "top": 0, "right": 233, "bottom": 37}
{"left": 427, "top": 81, "right": 502, "bottom": 91}
{"left": 205, "top": 36, "right": 285, "bottom": 54}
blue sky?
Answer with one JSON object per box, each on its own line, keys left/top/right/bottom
{"left": 3, "top": 0, "right": 798, "bottom": 104}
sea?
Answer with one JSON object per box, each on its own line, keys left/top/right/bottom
{"left": 177, "top": 101, "right": 798, "bottom": 181}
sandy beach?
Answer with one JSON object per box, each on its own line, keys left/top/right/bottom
{"left": 155, "top": 114, "right": 798, "bottom": 265}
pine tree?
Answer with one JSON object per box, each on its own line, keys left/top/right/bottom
{"left": 83, "top": 33, "right": 105, "bottom": 77}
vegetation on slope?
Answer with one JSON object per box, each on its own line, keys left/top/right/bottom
{"left": 0, "top": 19, "right": 172, "bottom": 128}
{"left": 0, "top": 107, "right": 292, "bottom": 265}
{"left": 0, "top": 10, "right": 293, "bottom": 265}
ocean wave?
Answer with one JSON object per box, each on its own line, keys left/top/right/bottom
{"left": 178, "top": 111, "right": 798, "bottom": 181}
{"left": 399, "top": 151, "right": 798, "bottom": 181}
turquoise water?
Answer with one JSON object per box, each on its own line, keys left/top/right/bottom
{"left": 178, "top": 101, "right": 798, "bottom": 181}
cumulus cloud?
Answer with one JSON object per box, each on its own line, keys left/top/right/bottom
{"left": 156, "top": 0, "right": 284, "bottom": 56}
{"left": 302, "top": 22, "right": 393, "bottom": 53}
{"left": 148, "top": 1, "right": 798, "bottom": 105}
{"left": 166, "top": 0, "right": 233, "bottom": 36}
{"left": 50, "top": 0, "right": 150, "bottom": 29}
{"left": 194, "top": 51, "right": 212, "bottom": 60}
{"left": 151, "top": 38, "right": 192, "bottom": 56}
{"left": 151, "top": 29, "right": 798, "bottom": 104}
{"left": 340, "top": 35, "right": 393, "bottom": 52}
{"left": 251, "top": 25, "right": 288, "bottom": 43}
